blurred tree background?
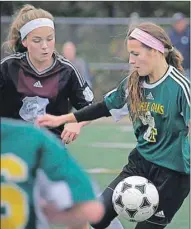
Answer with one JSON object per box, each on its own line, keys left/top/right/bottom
{"left": 0, "top": 1, "right": 190, "bottom": 17}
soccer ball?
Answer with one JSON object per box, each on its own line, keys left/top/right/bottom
{"left": 112, "top": 176, "right": 159, "bottom": 222}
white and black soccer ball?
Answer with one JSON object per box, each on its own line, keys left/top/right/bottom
{"left": 112, "top": 176, "right": 159, "bottom": 222}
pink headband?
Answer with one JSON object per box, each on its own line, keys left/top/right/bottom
{"left": 130, "top": 28, "right": 164, "bottom": 53}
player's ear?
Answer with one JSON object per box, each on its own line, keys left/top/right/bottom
{"left": 22, "top": 38, "right": 27, "bottom": 48}
{"left": 151, "top": 48, "right": 159, "bottom": 56}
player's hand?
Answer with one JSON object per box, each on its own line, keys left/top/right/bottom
{"left": 36, "top": 114, "right": 66, "bottom": 127}
{"left": 41, "top": 202, "right": 63, "bottom": 224}
{"left": 61, "top": 123, "right": 81, "bottom": 144}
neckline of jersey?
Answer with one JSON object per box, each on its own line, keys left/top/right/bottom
{"left": 142, "top": 65, "right": 173, "bottom": 89}
{"left": 26, "top": 52, "right": 57, "bottom": 75}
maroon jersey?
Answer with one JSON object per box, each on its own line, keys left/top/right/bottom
{"left": 0, "top": 52, "right": 94, "bottom": 136}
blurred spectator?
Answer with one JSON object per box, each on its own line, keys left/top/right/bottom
{"left": 62, "top": 41, "right": 93, "bottom": 88}
{"left": 168, "top": 12, "right": 190, "bottom": 78}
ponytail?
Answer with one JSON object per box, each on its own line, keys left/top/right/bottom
{"left": 165, "top": 47, "right": 184, "bottom": 73}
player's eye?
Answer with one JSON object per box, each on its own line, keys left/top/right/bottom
{"left": 130, "top": 51, "right": 139, "bottom": 56}
{"left": 47, "top": 37, "right": 54, "bottom": 41}
{"left": 32, "top": 39, "right": 41, "bottom": 43}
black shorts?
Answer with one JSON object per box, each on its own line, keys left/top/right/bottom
{"left": 91, "top": 148, "right": 190, "bottom": 228}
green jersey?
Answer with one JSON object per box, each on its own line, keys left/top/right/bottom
{"left": 104, "top": 65, "right": 190, "bottom": 174}
{"left": 1, "top": 118, "right": 95, "bottom": 229}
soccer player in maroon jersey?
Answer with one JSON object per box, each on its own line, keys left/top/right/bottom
{"left": 0, "top": 4, "right": 94, "bottom": 143}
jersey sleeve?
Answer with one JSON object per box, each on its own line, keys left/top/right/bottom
{"left": 104, "top": 77, "right": 129, "bottom": 121}
{"left": 0, "top": 59, "right": 7, "bottom": 89}
{"left": 0, "top": 60, "right": 7, "bottom": 114}
{"left": 39, "top": 129, "right": 95, "bottom": 204}
{"left": 177, "top": 79, "right": 190, "bottom": 126}
{"left": 69, "top": 69, "right": 94, "bottom": 110}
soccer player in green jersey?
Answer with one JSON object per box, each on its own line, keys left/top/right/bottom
{"left": 37, "top": 22, "right": 190, "bottom": 229}
{"left": 1, "top": 118, "right": 104, "bottom": 229}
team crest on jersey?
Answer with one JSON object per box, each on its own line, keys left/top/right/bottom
{"left": 139, "top": 111, "right": 158, "bottom": 142}
{"left": 19, "top": 96, "right": 49, "bottom": 123}
{"left": 83, "top": 86, "right": 94, "bottom": 102}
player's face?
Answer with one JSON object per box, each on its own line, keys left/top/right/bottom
{"left": 127, "top": 39, "right": 155, "bottom": 76}
{"left": 22, "top": 27, "right": 55, "bottom": 63}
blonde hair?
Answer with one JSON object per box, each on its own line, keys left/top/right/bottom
{"left": 126, "top": 22, "right": 184, "bottom": 121}
{"left": 5, "top": 4, "right": 54, "bottom": 53}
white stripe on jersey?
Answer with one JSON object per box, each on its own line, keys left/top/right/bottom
{"left": 57, "top": 55, "right": 85, "bottom": 86}
{"left": 104, "top": 76, "right": 129, "bottom": 98}
{"left": 104, "top": 88, "right": 117, "bottom": 98}
{"left": 173, "top": 68, "right": 190, "bottom": 84}
{"left": 170, "top": 70, "right": 190, "bottom": 107}
{"left": 171, "top": 74, "right": 190, "bottom": 98}
{"left": 1, "top": 53, "right": 25, "bottom": 64}
{"left": 172, "top": 68, "right": 190, "bottom": 94}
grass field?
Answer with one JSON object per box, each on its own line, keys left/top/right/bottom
{"left": 52, "top": 119, "right": 190, "bottom": 229}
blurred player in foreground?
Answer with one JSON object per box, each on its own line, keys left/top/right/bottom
{"left": 1, "top": 118, "right": 104, "bottom": 229}
{"left": 37, "top": 22, "right": 190, "bottom": 229}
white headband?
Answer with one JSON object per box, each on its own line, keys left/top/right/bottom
{"left": 20, "top": 18, "right": 54, "bottom": 40}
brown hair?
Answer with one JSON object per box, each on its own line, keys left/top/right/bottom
{"left": 126, "top": 22, "right": 184, "bottom": 121}
{"left": 4, "top": 4, "right": 54, "bottom": 53}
